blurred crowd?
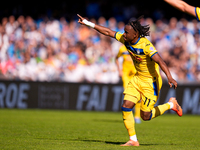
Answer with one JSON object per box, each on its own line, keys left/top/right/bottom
{"left": 0, "top": 14, "right": 200, "bottom": 84}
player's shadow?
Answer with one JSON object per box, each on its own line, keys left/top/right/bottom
{"left": 72, "top": 139, "right": 124, "bottom": 145}
{"left": 72, "top": 139, "right": 177, "bottom": 146}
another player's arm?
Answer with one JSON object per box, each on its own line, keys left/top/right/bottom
{"left": 164, "top": 0, "right": 196, "bottom": 17}
{"left": 77, "top": 14, "right": 116, "bottom": 38}
{"left": 115, "top": 55, "right": 123, "bottom": 77}
{"left": 151, "top": 53, "right": 177, "bottom": 89}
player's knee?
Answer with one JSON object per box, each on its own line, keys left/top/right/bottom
{"left": 140, "top": 111, "right": 151, "bottom": 121}
{"left": 141, "top": 116, "right": 150, "bottom": 121}
{"left": 122, "top": 100, "right": 135, "bottom": 108}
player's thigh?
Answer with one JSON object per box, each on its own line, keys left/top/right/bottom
{"left": 140, "top": 94, "right": 158, "bottom": 112}
{"left": 140, "top": 77, "right": 161, "bottom": 112}
{"left": 123, "top": 81, "right": 141, "bottom": 104}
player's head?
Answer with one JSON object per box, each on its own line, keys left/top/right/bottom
{"left": 123, "top": 15, "right": 150, "bottom": 43}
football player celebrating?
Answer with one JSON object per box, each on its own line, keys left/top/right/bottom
{"left": 164, "top": 0, "right": 200, "bottom": 21}
{"left": 77, "top": 14, "right": 182, "bottom": 146}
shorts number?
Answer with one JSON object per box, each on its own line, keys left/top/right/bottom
{"left": 144, "top": 97, "right": 151, "bottom": 107}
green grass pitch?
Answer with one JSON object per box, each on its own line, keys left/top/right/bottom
{"left": 0, "top": 109, "right": 199, "bottom": 150}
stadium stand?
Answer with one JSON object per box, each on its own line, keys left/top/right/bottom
{"left": 0, "top": 1, "right": 199, "bottom": 83}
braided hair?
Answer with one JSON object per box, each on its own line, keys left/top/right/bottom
{"left": 127, "top": 15, "right": 150, "bottom": 37}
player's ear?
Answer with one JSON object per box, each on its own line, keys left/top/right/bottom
{"left": 133, "top": 31, "right": 138, "bottom": 38}
{"left": 135, "top": 31, "right": 139, "bottom": 38}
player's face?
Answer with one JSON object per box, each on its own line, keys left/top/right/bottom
{"left": 123, "top": 25, "right": 137, "bottom": 43}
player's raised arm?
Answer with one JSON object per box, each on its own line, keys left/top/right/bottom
{"left": 77, "top": 14, "right": 116, "bottom": 38}
{"left": 164, "top": 0, "right": 196, "bottom": 17}
{"left": 151, "top": 53, "right": 178, "bottom": 89}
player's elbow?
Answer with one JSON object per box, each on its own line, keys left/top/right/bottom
{"left": 104, "top": 31, "right": 112, "bottom": 37}
{"left": 104, "top": 31, "right": 110, "bottom": 36}
{"left": 177, "top": 2, "right": 188, "bottom": 13}
{"left": 179, "top": 6, "right": 187, "bottom": 13}
{"left": 103, "top": 29, "right": 115, "bottom": 37}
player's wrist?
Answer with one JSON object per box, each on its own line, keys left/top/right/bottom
{"left": 82, "top": 19, "right": 95, "bottom": 28}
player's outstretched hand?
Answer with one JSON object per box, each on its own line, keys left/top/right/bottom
{"left": 168, "top": 78, "right": 177, "bottom": 89}
{"left": 77, "top": 14, "right": 95, "bottom": 28}
{"left": 77, "top": 14, "right": 85, "bottom": 25}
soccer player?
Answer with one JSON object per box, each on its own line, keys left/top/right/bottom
{"left": 77, "top": 14, "right": 182, "bottom": 146}
{"left": 164, "top": 0, "right": 200, "bottom": 21}
{"left": 115, "top": 45, "right": 141, "bottom": 124}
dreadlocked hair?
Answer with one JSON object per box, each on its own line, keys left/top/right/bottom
{"left": 127, "top": 15, "right": 150, "bottom": 37}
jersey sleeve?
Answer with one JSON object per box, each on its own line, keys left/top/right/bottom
{"left": 195, "top": 7, "right": 200, "bottom": 22}
{"left": 144, "top": 42, "right": 158, "bottom": 58}
{"left": 115, "top": 32, "right": 125, "bottom": 44}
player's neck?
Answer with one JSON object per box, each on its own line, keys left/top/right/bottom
{"left": 131, "top": 37, "right": 140, "bottom": 45}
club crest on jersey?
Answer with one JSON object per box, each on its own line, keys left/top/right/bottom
{"left": 137, "top": 49, "right": 140, "bottom": 54}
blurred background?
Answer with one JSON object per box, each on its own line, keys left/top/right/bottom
{"left": 0, "top": 0, "right": 199, "bottom": 84}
